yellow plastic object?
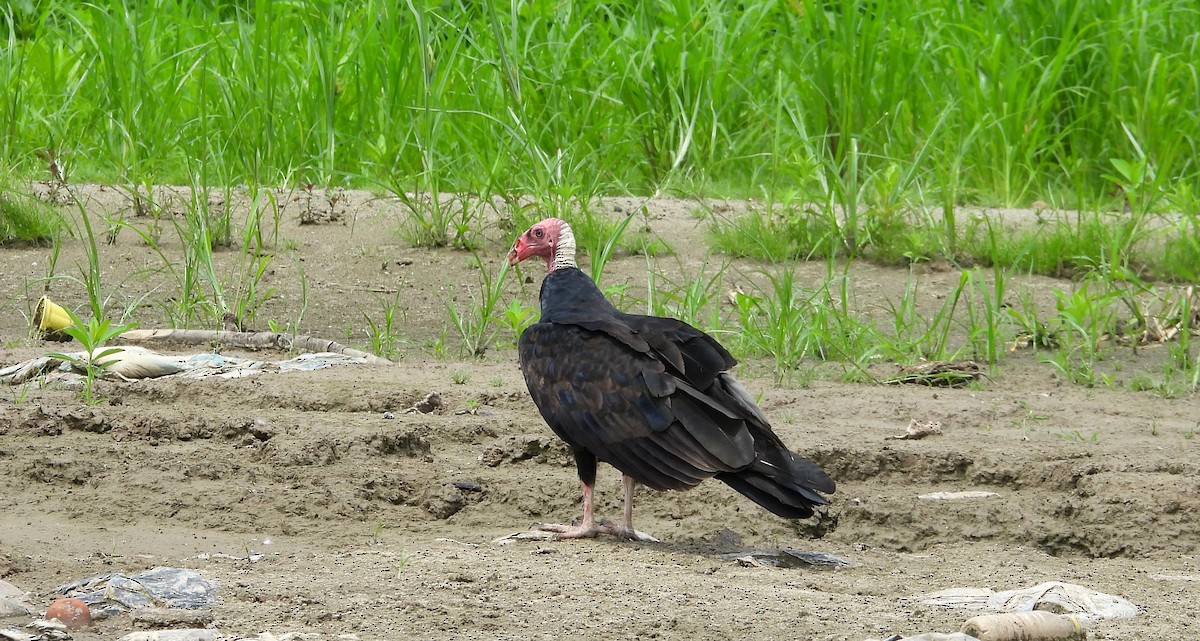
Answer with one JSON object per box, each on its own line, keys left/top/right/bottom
{"left": 33, "top": 296, "right": 74, "bottom": 341}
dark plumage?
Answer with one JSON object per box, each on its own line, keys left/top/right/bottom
{"left": 508, "top": 218, "right": 834, "bottom": 540}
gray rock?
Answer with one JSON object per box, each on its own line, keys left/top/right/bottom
{"left": 0, "top": 596, "right": 34, "bottom": 618}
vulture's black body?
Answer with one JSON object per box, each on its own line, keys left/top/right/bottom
{"left": 518, "top": 267, "right": 834, "bottom": 518}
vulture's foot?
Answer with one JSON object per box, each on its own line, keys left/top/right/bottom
{"left": 599, "top": 521, "right": 661, "bottom": 543}
{"left": 534, "top": 521, "right": 602, "bottom": 539}
{"left": 532, "top": 520, "right": 659, "bottom": 542}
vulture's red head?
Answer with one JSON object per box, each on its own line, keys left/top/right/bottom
{"left": 508, "top": 218, "right": 577, "bottom": 273}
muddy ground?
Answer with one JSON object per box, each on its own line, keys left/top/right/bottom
{"left": 1, "top": 186, "right": 1197, "bottom": 640}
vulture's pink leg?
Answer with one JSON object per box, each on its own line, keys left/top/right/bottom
{"left": 621, "top": 474, "right": 636, "bottom": 531}
{"left": 535, "top": 479, "right": 659, "bottom": 542}
{"left": 536, "top": 482, "right": 602, "bottom": 538}
{"left": 610, "top": 474, "right": 659, "bottom": 542}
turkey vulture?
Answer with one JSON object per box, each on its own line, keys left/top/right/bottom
{"left": 508, "top": 217, "right": 835, "bottom": 541}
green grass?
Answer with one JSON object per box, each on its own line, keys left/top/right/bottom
{"left": 0, "top": 188, "right": 61, "bottom": 245}
{"left": 4, "top": 0, "right": 1200, "bottom": 395}
{"left": 3, "top": 0, "right": 1198, "bottom": 207}
{"left": 1, "top": 167, "right": 63, "bottom": 244}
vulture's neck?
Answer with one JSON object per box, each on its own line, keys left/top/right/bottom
{"left": 548, "top": 223, "right": 577, "bottom": 272}
{"left": 538, "top": 267, "right": 618, "bottom": 319}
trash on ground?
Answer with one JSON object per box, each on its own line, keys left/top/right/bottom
{"left": 910, "top": 581, "right": 1140, "bottom": 622}
{"left": 117, "top": 327, "right": 390, "bottom": 365}
{"left": 0, "top": 349, "right": 372, "bottom": 386}
{"left": 961, "top": 611, "right": 1085, "bottom": 641}
{"left": 718, "top": 548, "right": 856, "bottom": 569}
{"left": 404, "top": 391, "right": 443, "bottom": 414}
{"left": 886, "top": 361, "right": 984, "bottom": 387}
{"left": 887, "top": 419, "right": 943, "bottom": 440}
{"left": 918, "top": 491, "right": 1000, "bottom": 501}
{"left": 54, "top": 568, "right": 217, "bottom": 619}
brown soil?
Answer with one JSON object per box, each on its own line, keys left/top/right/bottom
{"left": 1, "top": 186, "right": 1197, "bottom": 640}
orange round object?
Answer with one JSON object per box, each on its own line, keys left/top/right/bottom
{"left": 45, "top": 597, "right": 93, "bottom": 630}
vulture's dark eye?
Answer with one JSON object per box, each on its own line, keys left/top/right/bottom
{"left": 534, "top": 228, "right": 545, "bottom": 238}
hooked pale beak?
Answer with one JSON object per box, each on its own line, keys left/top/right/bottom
{"left": 507, "top": 239, "right": 527, "bottom": 266}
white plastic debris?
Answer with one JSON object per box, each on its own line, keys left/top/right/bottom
{"left": 0, "top": 350, "right": 368, "bottom": 385}
{"left": 910, "top": 581, "right": 1140, "bottom": 622}
{"left": 961, "top": 611, "right": 1085, "bottom": 641}
{"left": 918, "top": 491, "right": 1000, "bottom": 501}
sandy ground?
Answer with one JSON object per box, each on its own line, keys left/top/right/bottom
{"left": 1, "top": 186, "right": 1198, "bottom": 640}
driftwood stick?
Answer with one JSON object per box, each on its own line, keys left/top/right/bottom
{"left": 117, "top": 329, "right": 394, "bottom": 366}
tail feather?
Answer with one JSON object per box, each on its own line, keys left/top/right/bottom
{"left": 718, "top": 450, "right": 835, "bottom": 519}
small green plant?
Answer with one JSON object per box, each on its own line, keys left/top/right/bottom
{"left": 451, "top": 371, "right": 470, "bottom": 385}
{"left": 364, "top": 296, "right": 405, "bottom": 361}
{"left": 65, "top": 189, "right": 110, "bottom": 321}
{"left": 10, "top": 383, "right": 31, "bottom": 405}
{"left": 395, "top": 549, "right": 411, "bottom": 576}
{"left": 118, "top": 182, "right": 229, "bottom": 328}
{"left": 444, "top": 252, "right": 510, "bottom": 357}
{"left": 1046, "top": 349, "right": 1099, "bottom": 388}
{"left": 644, "top": 259, "right": 727, "bottom": 333}
{"left": 572, "top": 208, "right": 639, "bottom": 284}
{"left": 1006, "top": 291, "right": 1058, "bottom": 350}
{"left": 1055, "top": 430, "right": 1101, "bottom": 443}
{"left": 428, "top": 330, "right": 450, "bottom": 360}
{"left": 601, "top": 283, "right": 636, "bottom": 311}
{"left": 731, "top": 266, "right": 861, "bottom": 385}
{"left": 880, "top": 269, "right": 974, "bottom": 363}
{"left": 46, "top": 309, "right": 137, "bottom": 405}
{"left": 498, "top": 299, "right": 537, "bottom": 345}
{"left": 1129, "top": 374, "right": 1155, "bottom": 392}
{"left": 230, "top": 253, "right": 276, "bottom": 330}
{"left": 242, "top": 187, "right": 281, "bottom": 258}
{"left": 1012, "top": 401, "right": 1049, "bottom": 430}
